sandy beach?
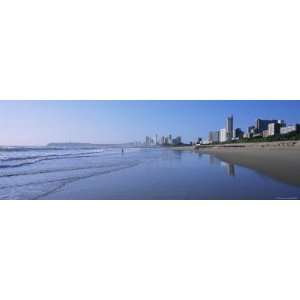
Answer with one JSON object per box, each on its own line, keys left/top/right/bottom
{"left": 184, "top": 141, "right": 300, "bottom": 187}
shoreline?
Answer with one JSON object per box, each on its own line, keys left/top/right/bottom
{"left": 174, "top": 141, "right": 300, "bottom": 187}
{"left": 37, "top": 143, "right": 300, "bottom": 200}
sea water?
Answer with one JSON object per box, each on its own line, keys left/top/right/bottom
{"left": 0, "top": 146, "right": 300, "bottom": 200}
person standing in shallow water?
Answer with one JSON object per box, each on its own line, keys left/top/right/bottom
{"left": 121, "top": 148, "right": 124, "bottom": 154}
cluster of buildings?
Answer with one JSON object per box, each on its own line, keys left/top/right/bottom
{"left": 145, "top": 134, "right": 182, "bottom": 146}
{"left": 246, "top": 119, "right": 300, "bottom": 138}
{"left": 143, "top": 115, "right": 300, "bottom": 147}
{"left": 199, "top": 115, "right": 300, "bottom": 145}
{"left": 202, "top": 115, "right": 236, "bottom": 144}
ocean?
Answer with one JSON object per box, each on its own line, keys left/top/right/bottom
{"left": 0, "top": 146, "right": 300, "bottom": 200}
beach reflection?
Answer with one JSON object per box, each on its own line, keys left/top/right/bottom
{"left": 227, "top": 163, "right": 235, "bottom": 176}
{"left": 209, "top": 155, "right": 221, "bottom": 166}
{"left": 196, "top": 151, "right": 204, "bottom": 159}
{"left": 221, "top": 161, "right": 235, "bottom": 176}
{"left": 172, "top": 150, "right": 183, "bottom": 160}
{"left": 208, "top": 154, "right": 235, "bottom": 177}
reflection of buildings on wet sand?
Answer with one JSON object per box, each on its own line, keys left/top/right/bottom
{"left": 227, "top": 163, "right": 235, "bottom": 176}
{"left": 173, "top": 150, "right": 182, "bottom": 160}
{"left": 208, "top": 154, "right": 235, "bottom": 176}
{"left": 221, "top": 161, "right": 235, "bottom": 176}
{"left": 209, "top": 155, "right": 221, "bottom": 165}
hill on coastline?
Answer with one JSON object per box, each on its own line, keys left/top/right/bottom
{"left": 46, "top": 142, "right": 136, "bottom": 148}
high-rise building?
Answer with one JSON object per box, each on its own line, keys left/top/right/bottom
{"left": 255, "top": 119, "right": 278, "bottom": 133}
{"left": 268, "top": 123, "right": 281, "bottom": 136}
{"left": 233, "top": 128, "right": 244, "bottom": 139}
{"left": 262, "top": 130, "right": 269, "bottom": 138}
{"left": 277, "top": 120, "right": 286, "bottom": 127}
{"left": 145, "top": 136, "right": 154, "bottom": 145}
{"left": 208, "top": 131, "right": 220, "bottom": 143}
{"left": 248, "top": 126, "right": 255, "bottom": 134}
{"left": 220, "top": 128, "right": 228, "bottom": 143}
{"left": 280, "top": 124, "right": 300, "bottom": 135}
{"left": 172, "top": 136, "right": 182, "bottom": 145}
{"left": 226, "top": 115, "right": 233, "bottom": 140}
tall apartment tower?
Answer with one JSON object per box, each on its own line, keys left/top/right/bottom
{"left": 220, "top": 128, "right": 227, "bottom": 143}
{"left": 226, "top": 115, "right": 234, "bottom": 140}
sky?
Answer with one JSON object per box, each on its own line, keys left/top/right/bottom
{"left": 1, "top": 100, "right": 300, "bottom": 145}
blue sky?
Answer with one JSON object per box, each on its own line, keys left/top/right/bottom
{"left": 1, "top": 100, "right": 300, "bottom": 145}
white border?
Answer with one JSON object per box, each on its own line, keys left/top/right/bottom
{"left": 0, "top": 0, "right": 299, "bottom": 100}
{"left": 1, "top": 200, "right": 300, "bottom": 300}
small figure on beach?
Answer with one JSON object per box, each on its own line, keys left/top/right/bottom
{"left": 121, "top": 148, "right": 124, "bottom": 154}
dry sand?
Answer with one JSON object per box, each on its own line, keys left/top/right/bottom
{"left": 175, "top": 141, "right": 300, "bottom": 187}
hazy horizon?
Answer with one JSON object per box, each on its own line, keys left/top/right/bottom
{"left": 1, "top": 100, "right": 300, "bottom": 146}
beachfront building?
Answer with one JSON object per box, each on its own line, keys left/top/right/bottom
{"left": 255, "top": 119, "right": 278, "bottom": 133}
{"left": 248, "top": 126, "right": 255, "bottom": 136}
{"left": 208, "top": 131, "right": 220, "bottom": 143}
{"left": 253, "top": 133, "right": 263, "bottom": 138}
{"left": 196, "top": 137, "right": 202, "bottom": 145}
{"left": 201, "top": 140, "right": 211, "bottom": 145}
{"left": 145, "top": 136, "right": 150, "bottom": 145}
{"left": 226, "top": 115, "right": 234, "bottom": 140}
{"left": 160, "top": 134, "right": 180, "bottom": 145}
{"left": 149, "top": 136, "right": 155, "bottom": 145}
{"left": 262, "top": 130, "right": 269, "bottom": 138}
{"left": 277, "top": 120, "right": 286, "bottom": 127}
{"left": 220, "top": 128, "right": 228, "bottom": 143}
{"left": 172, "top": 136, "right": 182, "bottom": 145}
{"left": 233, "top": 128, "right": 244, "bottom": 140}
{"left": 280, "top": 124, "right": 300, "bottom": 135}
{"left": 268, "top": 123, "right": 281, "bottom": 136}
{"left": 243, "top": 126, "right": 255, "bottom": 139}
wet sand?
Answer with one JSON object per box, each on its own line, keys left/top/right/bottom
{"left": 192, "top": 141, "right": 300, "bottom": 187}
{"left": 38, "top": 144, "right": 300, "bottom": 199}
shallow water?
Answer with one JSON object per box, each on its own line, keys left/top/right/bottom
{"left": 1, "top": 146, "right": 300, "bottom": 199}
{"left": 0, "top": 146, "right": 140, "bottom": 199}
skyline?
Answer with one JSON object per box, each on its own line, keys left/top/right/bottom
{"left": 1, "top": 100, "right": 300, "bottom": 145}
